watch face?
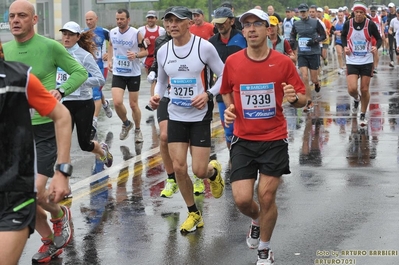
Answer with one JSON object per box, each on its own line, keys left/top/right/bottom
{"left": 59, "top": 88, "right": 65, "bottom": 93}
{"left": 57, "top": 163, "right": 73, "bottom": 176}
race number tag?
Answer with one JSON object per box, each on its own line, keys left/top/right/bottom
{"left": 115, "top": 55, "right": 131, "bottom": 73}
{"left": 298, "top": 37, "right": 311, "bottom": 52}
{"left": 352, "top": 40, "right": 367, "bottom": 56}
{"left": 170, "top": 78, "right": 197, "bottom": 108}
{"left": 56, "top": 67, "right": 80, "bottom": 96}
{"left": 240, "top": 83, "right": 276, "bottom": 119}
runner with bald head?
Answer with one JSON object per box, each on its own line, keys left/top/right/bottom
{"left": 84, "top": 10, "right": 113, "bottom": 140}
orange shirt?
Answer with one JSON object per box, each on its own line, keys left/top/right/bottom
{"left": 27, "top": 73, "right": 58, "bottom": 117}
{"left": 190, "top": 22, "right": 215, "bottom": 40}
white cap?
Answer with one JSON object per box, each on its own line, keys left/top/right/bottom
{"left": 239, "top": 8, "right": 270, "bottom": 25}
{"left": 60, "top": 21, "right": 81, "bottom": 33}
{"left": 378, "top": 7, "right": 382, "bottom": 11}
{"left": 317, "top": 7, "right": 323, "bottom": 12}
{"left": 146, "top": 10, "right": 157, "bottom": 18}
{"left": 388, "top": 2, "right": 395, "bottom": 7}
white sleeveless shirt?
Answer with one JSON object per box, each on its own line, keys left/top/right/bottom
{"left": 110, "top": 27, "right": 141, "bottom": 76}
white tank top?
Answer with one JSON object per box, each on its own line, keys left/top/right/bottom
{"left": 346, "top": 19, "right": 373, "bottom": 65}
{"left": 162, "top": 35, "right": 208, "bottom": 122}
{"left": 110, "top": 27, "right": 141, "bottom": 76}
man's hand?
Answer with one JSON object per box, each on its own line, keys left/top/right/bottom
{"left": 147, "top": 71, "right": 156, "bottom": 83}
{"left": 47, "top": 171, "right": 70, "bottom": 203}
{"left": 102, "top": 52, "right": 108, "bottom": 61}
{"left": 224, "top": 104, "right": 236, "bottom": 127}
{"left": 344, "top": 46, "right": 351, "bottom": 55}
{"left": 282, "top": 82, "right": 297, "bottom": 103}
{"left": 50, "top": 89, "right": 62, "bottom": 101}
{"left": 306, "top": 39, "right": 316, "bottom": 46}
{"left": 191, "top": 92, "right": 208, "bottom": 110}
{"left": 127, "top": 50, "right": 137, "bottom": 60}
{"left": 108, "top": 61, "right": 113, "bottom": 72}
{"left": 149, "top": 94, "right": 161, "bottom": 110}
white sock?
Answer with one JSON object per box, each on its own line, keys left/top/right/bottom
{"left": 258, "top": 240, "right": 270, "bottom": 250}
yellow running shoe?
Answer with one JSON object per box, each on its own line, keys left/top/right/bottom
{"left": 180, "top": 211, "right": 204, "bottom": 233}
{"left": 208, "top": 160, "right": 224, "bottom": 198}
{"left": 193, "top": 175, "right": 205, "bottom": 195}
{"left": 160, "top": 179, "right": 179, "bottom": 198}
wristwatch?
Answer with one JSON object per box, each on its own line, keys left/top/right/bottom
{"left": 135, "top": 52, "right": 139, "bottom": 59}
{"left": 55, "top": 163, "right": 73, "bottom": 177}
{"left": 56, "top": 88, "right": 65, "bottom": 98}
{"left": 290, "top": 94, "right": 299, "bottom": 104}
{"left": 206, "top": 91, "right": 214, "bottom": 102}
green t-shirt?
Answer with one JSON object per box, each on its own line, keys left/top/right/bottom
{"left": 3, "top": 34, "right": 87, "bottom": 125}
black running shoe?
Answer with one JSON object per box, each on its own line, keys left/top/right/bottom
{"left": 315, "top": 83, "right": 321, "bottom": 93}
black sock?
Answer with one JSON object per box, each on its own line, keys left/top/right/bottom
{"left": 188, "top": 204, "right": 198, "bottom": 213}
{"left": 123, "top": 120, "right": 130, "bottom": 126}
{"left": 209, "top": 167, "right": 218, "bottom": 181}
{"left": 167, "top": 172, "right": 176, "bottom": 181}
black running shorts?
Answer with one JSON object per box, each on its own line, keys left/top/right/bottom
{"left": 229, "top": 137, "right": 291, "bottom": 182}
{"left": 346, "top": 63, "right": 373, "bottom": 77}
{"left": 33, "top": 122, "right": 57, "bottom": 178}
{"left": 167, "top": 120, "right": 211, "bottom": 147}
{"left": 0, "top": 192, "right": 36, "bottom": 235}
{"left": 111, "top": 75, "right": 141, "bottom": 92}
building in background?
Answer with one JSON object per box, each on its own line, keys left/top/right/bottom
{"left": 0, "top": 0, "right": 154, "bottom": 42}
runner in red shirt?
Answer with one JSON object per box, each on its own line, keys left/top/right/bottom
{"left": 220, "top": 9, "right": 306, "bottom": 265}
{"left": 190, "top": 9, "right": 215, "bottom": 40}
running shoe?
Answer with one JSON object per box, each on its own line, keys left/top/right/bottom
{"left": 103, "top": 99, "right": 113, "bottom": 118}
{"left": 100, "top": 142, "right": 113, "bottom": 167}
{"left": 135, "top": 129, "right": 143, "bottom": 143}
{"left": 373, "top": 68, "right": 378, "bottom": 74}
{"left": 32, "top": 238, "right": 63, "bottom": 263}
{"left": 315, "top": 83, "right": 321, "bottom": 93}
{"left": 246, "top": 222, "right": 260, "bottom": 249}
{"left": 338, "top": 68, "right": 345, "bottom": 75}
{"left": 389, "top": 61, "right": 395, "bottom": 68}
{"left": 180, "top": 211, "right": 204, "bottom": 233}
{"left": 303, "top": 100, "right": 314, "bottom": 113}
{"left": 359, "top": 113, "right": 368, "bottom": 127}
{"left": 323, "top": 58, "right": 328, "bottom": 66}
{"left": 51, "top": 205, "right": 73, "bottom": 249}
{"left": 146, "top": 115, "right": 155, "bottom": 124}
{"left": 351, "top": 98, "right": 360, "bottom": 115}
{"left": 208, "top": 160, "right": 224, "bottom": 198}
{"left": 119, "top": 121, "right": 133, "bottom": 140}
{"left": 160, "top": 179, "right": 179, "bottom": 198}
{"left": 193, "top": 175, "right": 205, "bottom": 195}
{"left": 257, "top": 248, "right": 275, "bottom": 265}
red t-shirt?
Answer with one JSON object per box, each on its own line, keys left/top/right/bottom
{"left": 189, "top": 22, "right": 215, "bottom": 40}
{"left": 27, "top": 73, "right": 57, "bottom": 116}
{"left": 220, "top": 49, "right": 305, "bottom": 141}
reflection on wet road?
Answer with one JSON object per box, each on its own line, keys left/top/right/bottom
{"left": 20, "top": 55, "right": 399, "bottom": 265}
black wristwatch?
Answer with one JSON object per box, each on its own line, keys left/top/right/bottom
{"left": 206, "top": 91, "right": 214, "bottom": 102}
{"left": 56, "top": 88, "right": 65, "bottom": 98}
{"left": 55, "top": 163, "right": 73, "bottom": 177}
{"left": 289, "top": 94, "right": 299, "bottom": 104}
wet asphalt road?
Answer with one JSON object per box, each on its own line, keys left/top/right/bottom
{"left": 19, "top": 53, "right": 399, "bottom": 265}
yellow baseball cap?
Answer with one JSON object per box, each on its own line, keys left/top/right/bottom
{"left": 269, "top": 16, "right": 278, "bottom": 26}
